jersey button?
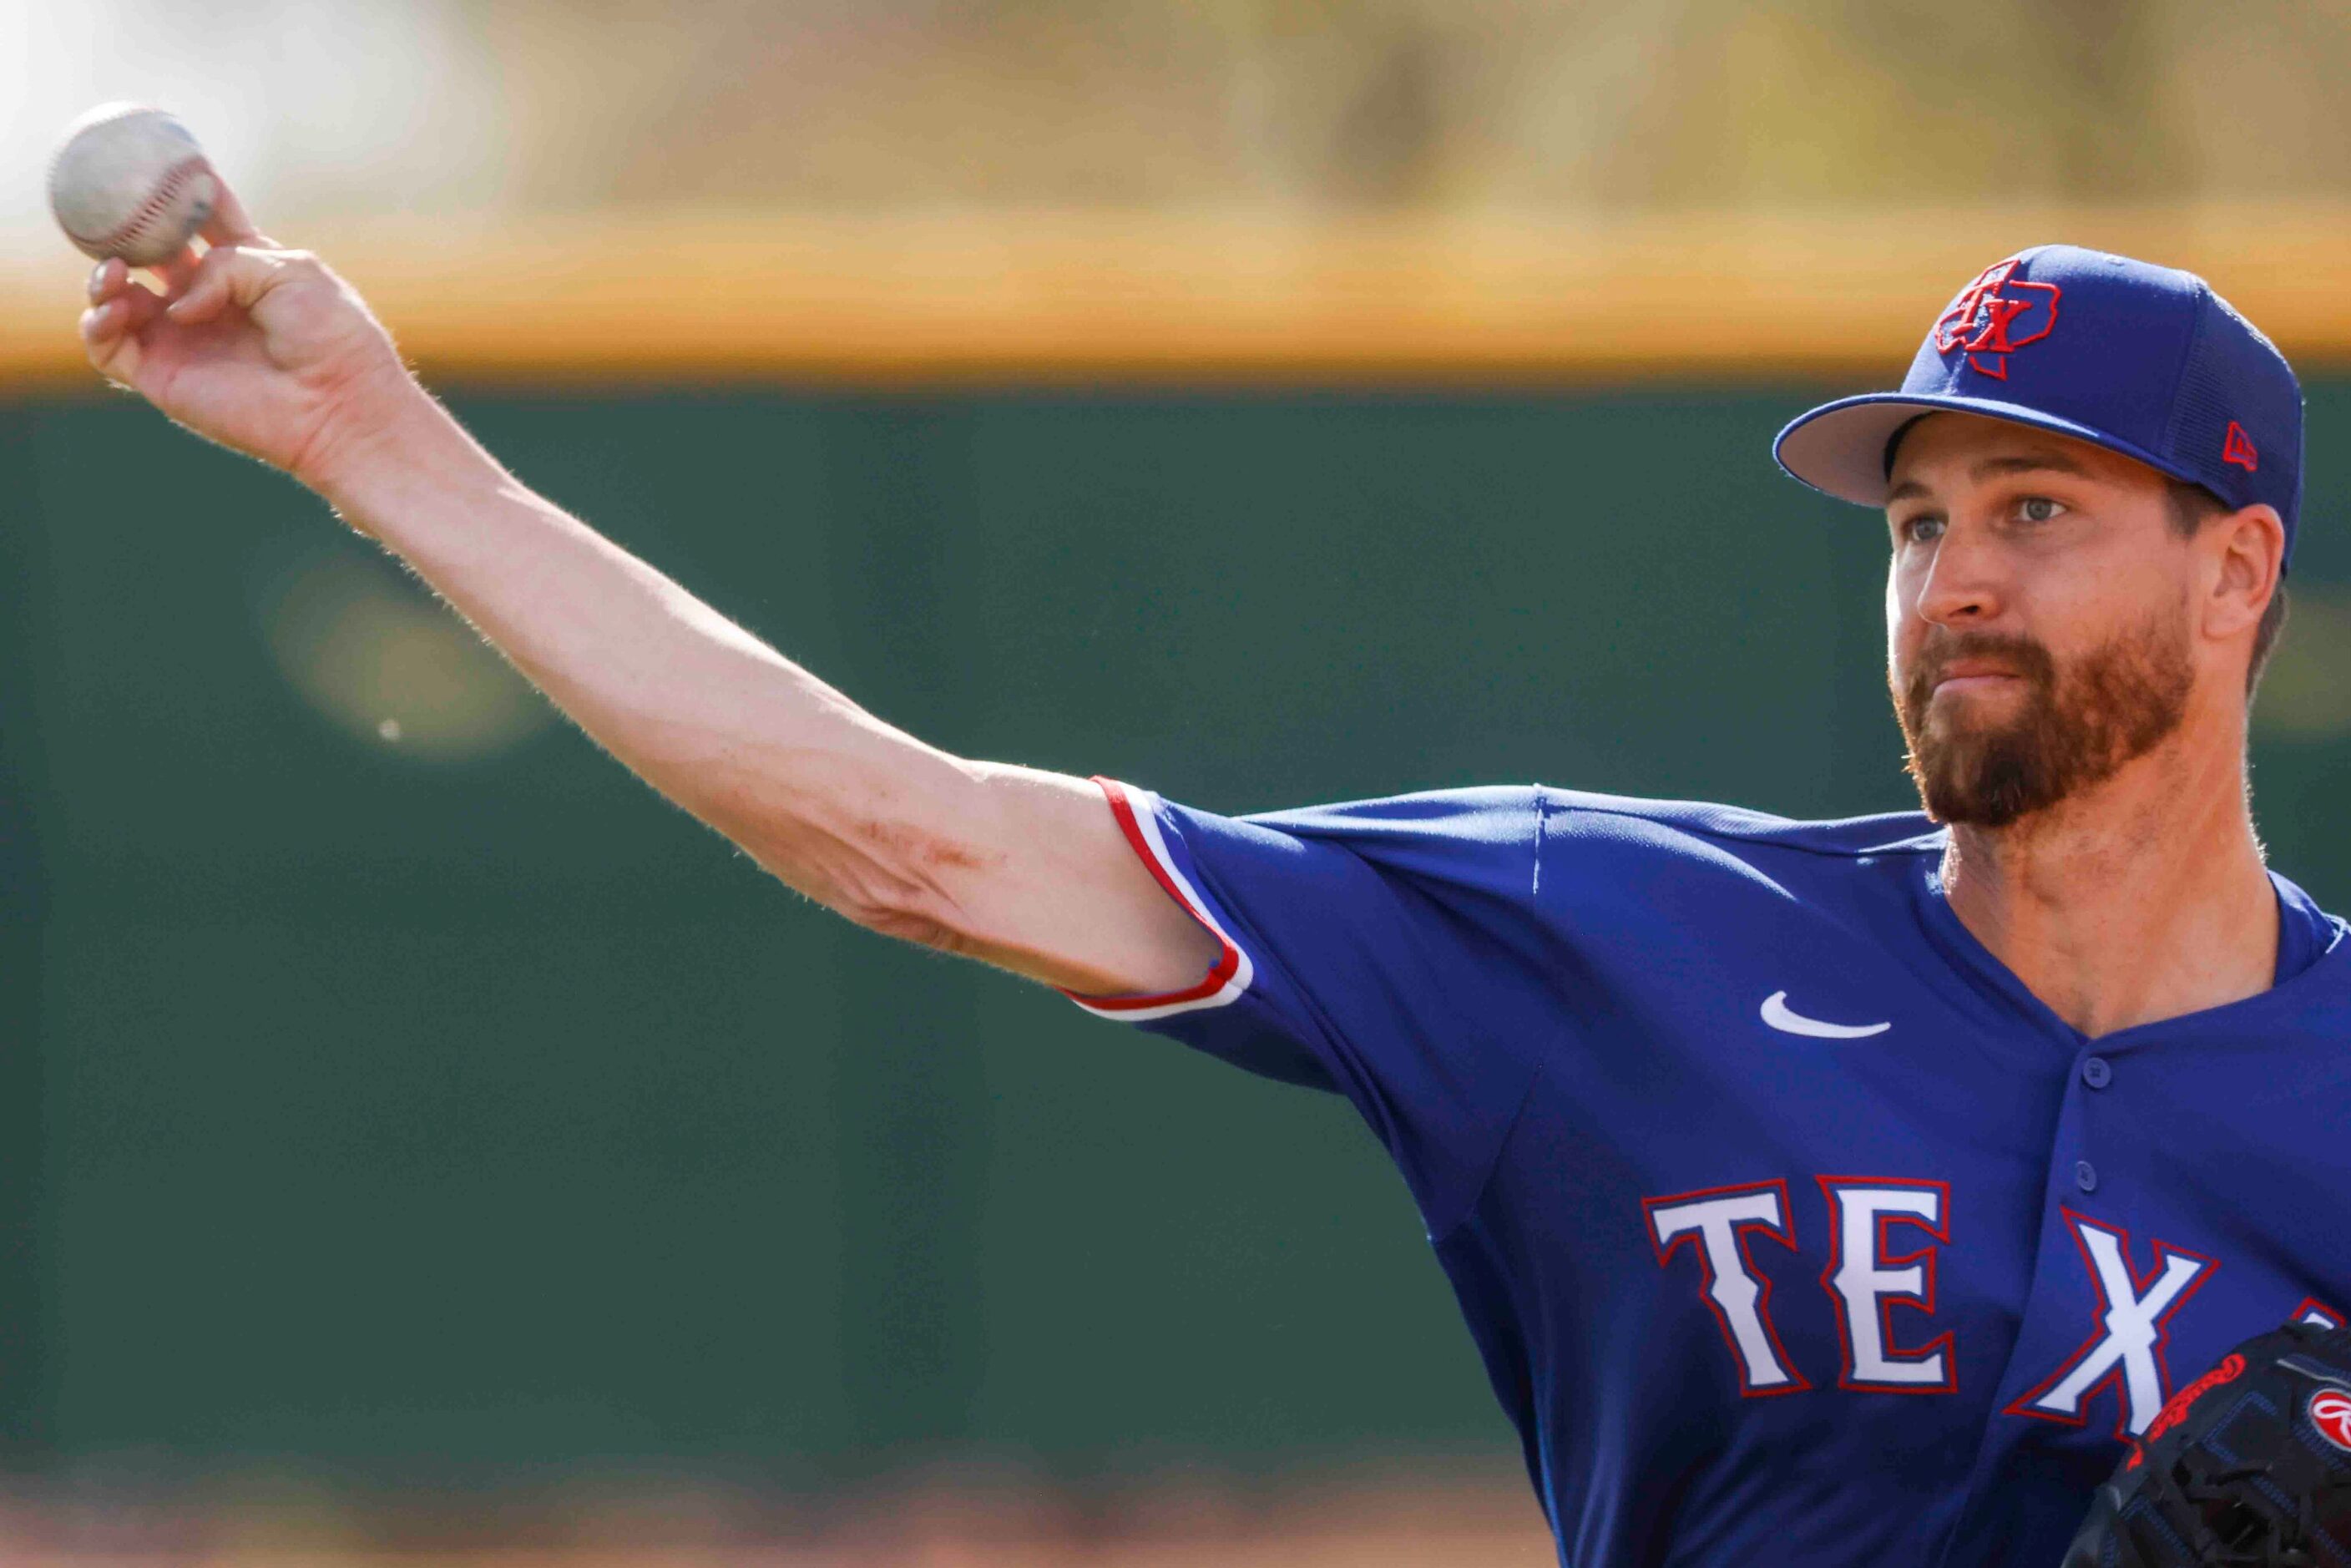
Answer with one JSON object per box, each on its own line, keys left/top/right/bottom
{"left": 2075, "top": 1160, "right": 2099, "bottom": 1192}
{"left": 2081, "top": 1056, "right": 2112, "bottom": 1089}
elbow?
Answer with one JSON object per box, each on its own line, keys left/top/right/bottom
{"left": 737, "top": 818, "right": 988, "bottom": 956}
{"left": 847, "top": 899, "right": 977, "bottom": 953}
{"left": 827, "top": 876, "right": 993, "bottom": 959}
{"left": 684, "top": 759, "right": 1003, "bottom": 955}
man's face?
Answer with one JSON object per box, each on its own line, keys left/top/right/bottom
{"left": 1883, "top": 413, "right": 2201, "bottom": 827}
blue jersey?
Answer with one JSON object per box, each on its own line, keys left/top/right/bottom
{"left": 1065, "top": 779, "right": 2351, "bottom": 1568}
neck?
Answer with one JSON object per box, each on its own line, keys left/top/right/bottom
{"left": 1939, "top": 716, "right": 2276, "bottom": 1039}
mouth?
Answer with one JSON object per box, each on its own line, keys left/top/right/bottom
{"left": 1931, "top": 672, "right": 2023, "bottom": 697}
{"left": 1927, "top": 660, "right": 2025, "bottom": 698}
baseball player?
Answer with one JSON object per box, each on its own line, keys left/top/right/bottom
{"left": 78, "top": 190, "right": 2344, "bottom": 1566}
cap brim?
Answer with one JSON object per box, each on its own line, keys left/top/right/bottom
{"left": 1772, "top": 392, "right": 2202, "bottom": 508}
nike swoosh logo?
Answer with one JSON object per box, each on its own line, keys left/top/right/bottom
{"left": 1760, "top": 990, "right": 1891, "bottom": 1039}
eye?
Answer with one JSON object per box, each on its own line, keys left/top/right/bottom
{"left": 2017, "top": 496, "right": 2065, "bottom": 524}
{"left": 1899, "top": 513, "right": 1946, "bottom": 545}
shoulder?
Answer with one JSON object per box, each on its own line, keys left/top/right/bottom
{"left": 1186, "top": 784, "right": 1944, "bottom": 904}
{"left": 1182, "top": 787, "right": 1545, "bottom": 901}
{"left": 1135, "top": 785, "right": 1946, "bottom": 989}
{"left": 1220, "top": 785, "right": 1947, "bottom": 868}
{"left": 1241, "top": 786, "right": 1542, "bottom": 848}
{"left": 1534, "top": 792, "right": 1946, "bottom": 934}
{"left": 1541, "top": 788, "right": 1946, "bottom": 862}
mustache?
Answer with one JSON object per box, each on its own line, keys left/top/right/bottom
{"left": 1902, "top": 631, "right": 2057, "bottom": 714}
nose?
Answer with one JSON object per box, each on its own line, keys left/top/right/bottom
{"left": 1909, "top": 522, "right": 2006, "bottom": 629}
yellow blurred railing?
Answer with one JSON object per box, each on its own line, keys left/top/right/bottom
{"left": 6, "top": 204, "right": 2350, "bottom": 387}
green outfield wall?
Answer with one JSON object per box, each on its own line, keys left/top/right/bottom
{"left": 2, "top": 386, "right": 2347, "bottom": 1482}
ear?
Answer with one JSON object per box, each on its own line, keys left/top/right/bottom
{"left": 2202, "top": 503, "right": 2286, "bottom": 645}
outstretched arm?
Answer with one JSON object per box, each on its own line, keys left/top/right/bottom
{"left": 78, "top": 189, "right": 1218, "bottom": 998}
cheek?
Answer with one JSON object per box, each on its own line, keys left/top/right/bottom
{"left": 1885, "top": 563, "right": 1923, "bottom": 665}
{"left": 2028, "top": 564, "right": 2176, "bottom": 657}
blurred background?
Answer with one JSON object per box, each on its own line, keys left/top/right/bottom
{"left": 3, "top": 2, "right": 2351, "bottom": 1563}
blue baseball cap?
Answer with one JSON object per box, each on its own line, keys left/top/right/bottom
{"left": 1774, "top": 245, "right": 2305, "bottom": 567}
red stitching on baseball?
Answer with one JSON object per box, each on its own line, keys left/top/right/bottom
{"left": 80, "top": 155, "right": 210, "bottom": 254}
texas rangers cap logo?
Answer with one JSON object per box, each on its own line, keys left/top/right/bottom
{"left": 2309, "top": 1388, "right": 2351, "bottom": 1451}
{"left": 1932, "top": 258, "right": 2061, "bottom": 381}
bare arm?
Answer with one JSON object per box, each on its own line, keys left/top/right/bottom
{"left": 78, "top": 191, "right": 1217, "bottom": 997}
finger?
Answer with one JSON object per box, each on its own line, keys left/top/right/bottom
{"left": 78, "top": 297, "right": 125, "bottom": 347}
{"left": 166, "top": 243, "right": 292, "bottom": 326}
{"left": 86, "top": 257, "right": 129, "bottom": 305}
{"left": 88, "top": 282, "right": 164, "bottom": 340}
{"left": 83, "top": 280, "right": 169, "bottom": 379}
{"left": 80, "top": 284, "right": 163, "bottom": 341}
{"left": 79, "top": 297, "right": 143, "bottom": 382}
{"left": 116, "top": 281, "right": 166, "bottom": 335}
{"left": 197, "top": 172, "right": 271, "bottom": 248}
{"left": 151, "top": 245, "right": 204, "bottom": 298}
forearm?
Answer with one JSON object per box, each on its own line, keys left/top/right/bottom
{"left": 305, "top": 390, "right": 1213, "bottom": 992}
{"left": 310, "top": 392, "right": 982, "bottom": 910}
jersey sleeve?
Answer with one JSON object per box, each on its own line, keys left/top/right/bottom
{"left": 1062, "top": 777, "right": 1549, "bottom": 1235}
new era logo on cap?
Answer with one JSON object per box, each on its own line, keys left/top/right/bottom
{"left": 2225, "top": 421, "right": 2259, "bottom": 472}
{"left": 1772, "top": 244, "right": 2306, "bottom": 568}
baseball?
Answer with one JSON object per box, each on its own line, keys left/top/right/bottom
{"left": 48, "top": 102, "right": 218, "bottom": 267}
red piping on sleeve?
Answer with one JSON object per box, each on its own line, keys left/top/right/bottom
{"left": 1057, "top": 776, "right": 1244, "bottom": 1014}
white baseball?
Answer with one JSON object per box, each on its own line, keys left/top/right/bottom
{"left": 48, "top": 103, "right": 219, "bottom": 267}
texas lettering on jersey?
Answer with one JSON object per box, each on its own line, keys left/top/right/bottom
{"left": 1646, "top": 1176, "right": 2343, "bottom": 1436}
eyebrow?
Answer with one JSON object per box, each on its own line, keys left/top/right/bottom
{"left": 1885, "top": 451, "right": 2094, "bottom": 506}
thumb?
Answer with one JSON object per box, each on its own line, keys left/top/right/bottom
{"left": 165, "top": 244, "right": 301, "bottom": 326}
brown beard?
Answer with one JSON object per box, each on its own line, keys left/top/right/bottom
{"left": 1893, "top": 611, "right": 2195, "bottom": 827}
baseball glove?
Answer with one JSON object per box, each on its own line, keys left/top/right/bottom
{"left": 2063, "top": 1320, "right": 2351, "bottom": 1566}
